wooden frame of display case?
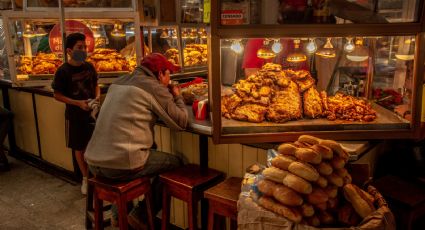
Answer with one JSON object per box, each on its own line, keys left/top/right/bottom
{"left": 2, "top": 10, "right": 142, "bottom": 87}
{"left": 24, "top": 0, "right": 137, "bottom": 12}
{"left": 209, "top": 0, "right": 425, "bottom": 144}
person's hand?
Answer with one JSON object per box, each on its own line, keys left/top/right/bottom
{"left": 76, "top": 100, "right": 90, "bottom": 111}
{"left": 169, "top": 85, "right": 180, "bottom": 97}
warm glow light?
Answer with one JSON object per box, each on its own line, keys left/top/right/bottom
{"left": 306, "top": 38, "right": 317, "bottom": 54}
{"left": 230, "top": 40, "right": 244, "bottom": 54}
{"left": 344, "top": 37, "right": 355, "bottom": 53}
{"left": 111, "top": 23, "right": 126, "bottom": 37}
{"left": 346, "top": 38, "right": 369, "bottom": 62}
{"left": 257, "top": 40, "right": 275, "bottom": 59}
{"left": 316, "top": 38, "right": 336, "bottom": 58}
{"left": 271, "top": 40, "right": 283, "bottom": 54}
{"left": 160, "top": 29, "right": 169, "bottom": 39}
{"left": 22, "top": 23, "right": 36, "bottom": 38}
{"left": 287, "top": 39, "right": 307, "bottom": 62}
{"left": 35, "top": 27, "right": 47, "bottom": 36}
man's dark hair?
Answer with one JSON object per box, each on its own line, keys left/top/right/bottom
{"left": 65, "top": 33, "right": 86, "bottom": 50}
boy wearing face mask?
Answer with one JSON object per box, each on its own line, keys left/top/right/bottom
{"left": 52, "top": 33, "right": 99, "bottom": 195}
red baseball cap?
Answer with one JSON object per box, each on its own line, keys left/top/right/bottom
{"left": 140, "top": 53, "right": 181, "bottom": 74}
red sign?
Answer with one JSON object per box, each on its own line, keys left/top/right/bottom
{"left": 49, "top": 20, "right": 94, "bottom": 54}
{"left": 221, "top": 10, "right": 244, "bottom": 25}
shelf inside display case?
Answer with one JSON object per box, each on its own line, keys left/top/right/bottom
{"left": 222, "top": 103, "right": 409, "bottom": 134}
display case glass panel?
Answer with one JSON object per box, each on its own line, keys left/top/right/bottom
{"left": 68, "top": 19, "right": 138, "bottom": 73}
{"left": 219, "top": 36, "right": 416, "bottom": 135}
{"left": 181, "top": 27, "right": 208, "bottom": 68}
{"left": 181, "top": 0, "right": 204, "bottom": 23}
{"left": 0, "top": 18, "right": 10, "bottom": 81}
{"left": 7, "top": 17, "right": 63, "bottom": 81}
{"left": 219, "top": 0, "right": 422, "bottom": 25}
{"left": 144, "top": 27, "right": 181, "bottom": 68}
{"left": 26, "top": 0, "right": 134, "bottom": 10}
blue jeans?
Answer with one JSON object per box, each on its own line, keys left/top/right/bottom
{"left": 89, "top": 150, "right": 182, "bottom": 215}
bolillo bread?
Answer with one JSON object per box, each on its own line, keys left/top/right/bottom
{"left": 316, "top": 162, "right": 333, "bottom": 176}
{"left": 263, "top": 167, "right": 289, "bottom": 184}
{"left": 316, "top": 176, "right": 328, "bottom": 188}
{"left": 258, "top": 196, "right": 303, "bottom": 223}
{"left": 311, "top": 144, "right": 333, "bottom": 160}
{"left": 288, "top": 161, "right": 320, "bottom": 182}
{"left": 327, "top": 173, "right": 344, "bottom": 187}
{"left": 343, "top": 184, "right": 375, "bottom": 218}
{"left": 294, "top": 148, "right": 322, "bottom": 164}
{"left": 331, "top": 156, "right": 346, "bottom": 169}
{"left": 307, "top": 187, "right": 329, "bottom": 204}
{"left": 300, "top": 203, "right": 315, "bottom": 217}
{"left": 273, "top": 184, "right": 304, "bottom": 206}
{"left": 257, "top": 179, "right": 276, "bottom": 197}
{"left": 278, "top": 143, "right": 298, "bottom": 156}
{"left": 283, "top": 173, "right": 313, "bottom": 194}
{"left": 271, "top": 155, "right": 296, "bottom": 170}
{"left": 319, "top": 139, "right": 349, "bottom": 161}
{"left": 298, "top": 135, "right": 322, "bottom": 145}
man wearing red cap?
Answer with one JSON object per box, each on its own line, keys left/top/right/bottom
{"left": 84, "top": 53, "right": 187, "bottom": 227}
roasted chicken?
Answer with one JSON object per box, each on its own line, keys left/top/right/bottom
{"left": 322, "top": 92, "right": 377, "bottom": 122}
{"left": 267, "top": 81, "right": 302, "bottom": 122}
{"left": 303, "top": 87, "right": 323, "bottom": 119}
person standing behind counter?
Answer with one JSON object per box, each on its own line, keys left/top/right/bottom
{"left": 84, "top": 53, "right": 187, "bottom": 226}
{"left": 52, "top": 33, "right": 100, "bottom": 195}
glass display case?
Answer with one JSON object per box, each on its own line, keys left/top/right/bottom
{"left": 2, "top": 10, "right": 142, "bottom": 86}
{"left": 143, "top": 25, "right": 208, "bottom": 75}
{"left": 0, "top": 16, "right": 10, "bottom": 82}
{"left": 25, "top": 0, "right": 136, "bottom": 11}
{"left": 209, "top": 0, "right": 425, "bottom": 143}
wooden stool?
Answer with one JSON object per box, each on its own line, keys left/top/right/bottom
{"left": 86, "top": 176, "right": 155, "bottom": 230}
{"left": 373, "top": 175, "right": 425, "bottom": 230}
{"left": 160, "top": 164, "right": 224, "bottom": 230}
{"left": 204, "top": 177, "right": 242, "bottom": 230}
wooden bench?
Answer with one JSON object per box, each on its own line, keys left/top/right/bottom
{"left": 204, "top": 177, "right": 242, "bottom": 230}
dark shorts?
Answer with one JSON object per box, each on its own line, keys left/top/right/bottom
{"left": 65, "top": 119, "right": 95, "bottom": 151}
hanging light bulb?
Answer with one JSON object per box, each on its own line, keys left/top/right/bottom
{"left": 287, "top": 39, "right": 307, "bottom": 62}
{"left": 306, "top": 38, "right": 317, "bottom": 54}
{"left": 171, "top": 30, "right": 178, "bottom": 39}
{"left": 189, "top": 28, "right": 198, "bottom": 39}
{"left": 271, "top": 39, "right": 283, "bottom": 54}
{"left": 22, "top": 23, "right": 36, "bottom": 38}
{"left": 160, "top": 29, "right": 169, "bottom": 39}
{"left": 346, "top": 38, "right": 369, "bottom": 62}
{"left": 344, "top": 37, "right": 355, "bottom": 53}
{"left": 230, "top": 40, "right": 244, "bottom": 54}
{"left": 395, "top": 37, "right": 415, "bottom": 61}
{"left": 316, "top": 37, "right": 336, "bottom": 58}
{"left": 111, "top": 23, "right": 126, "bottom": 37}
{"left": 257, "top": 39, "right": 276, "bottom": 59}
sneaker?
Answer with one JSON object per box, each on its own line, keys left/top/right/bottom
{"left": 81, "top": 177, "right": 87, "bottom": 195}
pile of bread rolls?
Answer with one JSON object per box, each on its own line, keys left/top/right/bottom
{"left": 256, "top": 135, "right": 377, "bottom": 227}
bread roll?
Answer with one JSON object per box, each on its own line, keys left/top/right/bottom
{"left": 288, "top": 161, "right": 319, "bottom": 182}
{"left": 307, "top": 187, "right": 329, "bottom": 204}
{"left": 271, "top": 155, "right": 295, "bottom": 170}
{"left": 257, "top": 179, "right": 276, "bottom": 196}
{"left": 338, "top": 203, "right": 361, "bottom": 227}
{"left": 319, "top": 139, "right": 349, "bottom": 161}
{"left": 300, "top": 203, "right": 314, "bottom": 217}
{"left": 258, "top": 196, "right": 303, "bottom": 223}
{"left": 278, "top": 143, "right": 297, "bottom": 156}
{"left": 316, "top": 162, "right": 333, "bottom": 176}
{"left": 324, "top": 185, "right": 338, "bottom": 198}
{"left": 331, "top": 156, "right": 345, "bottom": 169}
{"left": 343, "top": 184, "right": 375, "bottom": 218}
{"left": 311, "top": 144, "right": 333, "bottom": 160}
{"left": 283, "top": 173, "right": 312, "bottom": 194}
{"left": 327, "top": 173, "right": 344, "bottom": 187}
{"left": 263, "top": 167, "right": 288, "bottom": 184}
{"left": 293, "top": 140, "right": 312, "bottom": 148}
{"left": 318, "top": 211, "right": 334, "bottom": 225}
{"left": 294, "top": 148, "right": 322, "bottom": 164}
{"left": 273, "top": 184, "right": 304, "bottom": 206}
{"left": 335, "top": 168, "right": 349, "bottom": 177}
{"left": 316, "top": 176, "right": 328, "bottom": 188}
{"left": 298, "top": 135, "right": 321, "bottom": 145}
{"left": 315, "top": 202, "right": 327, "bottom": 211}
{"left": 306, "top": 216, "right": 320, "bottom": 227}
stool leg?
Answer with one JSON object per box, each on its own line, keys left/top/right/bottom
{"left": 230, "top": 218, "right": 237, "bottom": 230}
{"left": 118, "top": 197, "right": 129, "bottom": 230}
{"left": 161, "top": 188, "right": 171, "bottom": 230}
{"left": 188, "top": 198, "right": 198, "bottom": 230}
{"left": 94, "top": 190, "right": 103, "bottom": 230}
{"left": 85, "top": 182, "right": 94, "bottom": 229}
{"left": 145, "top": 189, "right": 155, "bottom": 230}
{"left": 207, "top": 205, "right": 214, "bottom": 230}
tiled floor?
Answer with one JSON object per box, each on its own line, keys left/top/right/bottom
{"left": 0, "top": 155, "right": 115, "bottom": 230}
